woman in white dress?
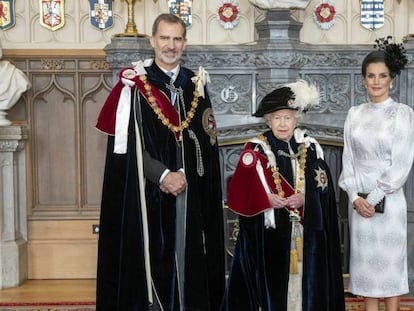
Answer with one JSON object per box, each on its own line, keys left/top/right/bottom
{"left": 339, "top": 37, "right": 414, "bottom": 311}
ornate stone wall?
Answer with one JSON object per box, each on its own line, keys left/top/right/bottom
{"left": 2, "top": 0, "right": 414, "bottom": 48}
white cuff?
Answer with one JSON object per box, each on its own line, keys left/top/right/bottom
{"left": 366, "top": 188, "right": 385, "bottom": 206}
{"left": 159, "top": 169, "right": 171, "bottom": 185}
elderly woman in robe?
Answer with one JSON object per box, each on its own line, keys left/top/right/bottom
{"left": 221, "top": 80, "right": 345, "bottom": 311}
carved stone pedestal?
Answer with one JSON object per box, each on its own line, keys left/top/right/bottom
{"left": 256, "top": 9, "right": 302, "bottom": 45}
{"left": 0, "top": 125, "right": 28, "bottom": 289}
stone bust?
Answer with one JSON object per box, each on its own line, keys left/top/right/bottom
{"left": 0, "top": 40, "right": 31, "bottom": 125}
{"left": 249, "top": 0, "right": 311, "bottom": 9}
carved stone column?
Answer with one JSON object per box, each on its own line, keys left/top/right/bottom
{"left": 104, "top": 36, "right": 153, "bottom": 82}
{"left": 254, "top": 8, "right": 304, "bottom": 92}
{"left": 0, "top": 125, "right": 28, "bottom": 289}
{"left": 256, "top": 9, "right": 302, "bottom": 45}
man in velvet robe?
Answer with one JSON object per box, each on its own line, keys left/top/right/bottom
{"left": 221, "top": 82, "right": 345, "bottom": 311}
{"left": 95, "top": 14, "right": 225, "bottom": 311}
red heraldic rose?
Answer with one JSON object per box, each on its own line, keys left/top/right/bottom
{"left": 313, "top": 1, "right": 336, "bottom": 30}
{"left": 217, "top": 0, "right": 240, "bottom": 29}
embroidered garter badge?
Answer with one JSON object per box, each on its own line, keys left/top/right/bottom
{"left": 241, "top": 150, "right": 256, "bottom": 168}
{"left": 121, "top": 68, "right": 137, "bottom": 80}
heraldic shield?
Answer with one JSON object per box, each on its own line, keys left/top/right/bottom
{"left": 360, "top": 0, "right": 384, "bottom": 30}
{"left": 89, "top": 0, "right": 113, "bottom": 31}
{"left": 0, "top": 0, "right": 15, "bottom": 30}
{"left": 39, "top": 0, "right": 65, "bottom": 31}
{"left": 168, "top": 0, "right": 192, "bottom": 27}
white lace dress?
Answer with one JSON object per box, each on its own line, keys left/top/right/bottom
{"left": 339, "top": 98, "right": 414, "bottom": 297}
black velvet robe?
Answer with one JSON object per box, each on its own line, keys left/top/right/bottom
{"left": 96, "top": 62, "right": 225, "bottom": 310}
{"left": 222, "top": 130, "right": 345, "bottom": 311}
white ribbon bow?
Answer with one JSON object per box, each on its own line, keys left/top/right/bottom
{"left": 132, "top": 58, "right": 153, "bottom": 76}
{"left": 114, "top": 77, "right": 135, "bottom": 154}
{"left": 294, "top": 128, "right": 324, "bottom": 160}
{"left": 191, "top": 66, "right": 210, "bottom": 99}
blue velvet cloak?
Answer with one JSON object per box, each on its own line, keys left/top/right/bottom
{"left": 221, "top": 130, "right": 345, "bottom": 311}
{"left": 96, "top": 62, "right": 225, "bottom": 310}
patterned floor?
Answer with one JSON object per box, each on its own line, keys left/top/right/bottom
{"left": 0, "top": 302, "right": 95, "bottom": 311}
{"left": 345, "top": 297, "right": 414, "bottom": 311}
{"left": 0, "top": 298, "right": 413, "bottom": 311}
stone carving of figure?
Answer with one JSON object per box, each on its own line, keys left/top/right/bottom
{"left": 249, "top": 0, "right": 311, "bottom": 9}
{"left": 0, "top": 41, "right": 31, "bottom": 125}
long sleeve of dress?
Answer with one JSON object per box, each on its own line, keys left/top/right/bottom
{"left": 338, "top": 107, "right": 359, "bottom": 203}
{"left": 370, "top": 105, "right": 414, "bottom": 201}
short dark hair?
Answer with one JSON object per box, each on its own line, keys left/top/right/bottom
{"left": 361, "top": 51, "right": 392, "bottom": 78}
{"left": 152, "top": 13, "right": 187, "bottom": 39}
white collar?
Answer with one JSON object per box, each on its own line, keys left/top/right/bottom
{"left": 162, "top": 65, "right": 180, "bottom": 81}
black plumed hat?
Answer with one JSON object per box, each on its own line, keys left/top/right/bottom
{"left": 253, "top": 80, "right": 320, "bottom": 117}
{"left": 252, "top": 87, "right": 295, "bottom": 117}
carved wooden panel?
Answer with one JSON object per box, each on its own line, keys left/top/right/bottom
{"left": 6, "top": 54, "right": 113, "bottom": 217}
{"left": 5, "top": 52, "right": 111, "bottom": 278}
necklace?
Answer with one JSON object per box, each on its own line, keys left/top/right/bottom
{"left": 258, "top": 134, "right": 307, "bottom": 197}
{"left": 139, "top": 74, "right": 200, "bottom": 135}
{"left": 275, "top": 143, "right": 306, "bottom": 196}
{"left": 277, "top": 149, "right": 301, "bottom": 159}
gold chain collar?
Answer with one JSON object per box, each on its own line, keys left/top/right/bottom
{"left": 257, "top": 134, "right": 307, "bottom": 198}
{"left": 139, "top": 74, "right": 200, "bottom": 134}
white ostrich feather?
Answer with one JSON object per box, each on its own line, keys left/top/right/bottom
{"left": 285, "top": 79, "right": 320, "bottom": 111}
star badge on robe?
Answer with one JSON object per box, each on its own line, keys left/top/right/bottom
{"left": 314, "top": 166, "right": 328, "bottom": 192}
{"left": 0, "top": 0, "right": 15, "bottom": 30}
{"left": 202, "top": 108, "right": 217, "bottom": 146}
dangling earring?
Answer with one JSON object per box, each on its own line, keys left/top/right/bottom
{"left": 390, "top": 83, "right": 393, "bottom": 90}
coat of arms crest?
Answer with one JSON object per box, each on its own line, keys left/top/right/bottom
{"left": 39, "top": 0, "right": 65, "bottom": 31}
{"left": 360, "top": 0, "right": 384, "bottom": 30}
{"left": 0, "top": 0, "right": 15, "bottom": 30}
{"left": 89, "top": 0, "right": 113, "bottom": 31}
